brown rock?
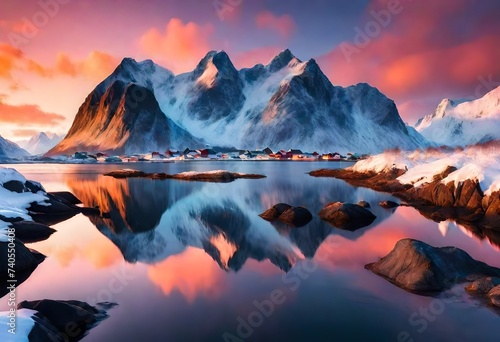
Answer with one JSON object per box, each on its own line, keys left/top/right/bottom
{"left": 465, "top": 277, "right": 500, "bottom": 294}
{"left": 319, "top": 202, "right": 376, "bottom": 231}
{"left": 488, "top": 285, "right": 500, "bottom": 307}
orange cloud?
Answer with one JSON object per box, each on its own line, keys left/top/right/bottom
{"left": 56, "top": 51, "right": 119, "bottom": 82}
{"left": 140, "top": 18, "right": 214, "bottom": 74}
{"left": 0, "top": 43, "right": 23, "bottom": 78}
{"left": 148, "top": 247, "right": 226, "bottom": 302}
{"left": 255, "top": 11, "right": 296, "bottom": 38}
{"left": 233, "top": 46, "right": 283, "bottom": 69}
{"left": 0, "top": 97, "right": 65, "bottom": 126}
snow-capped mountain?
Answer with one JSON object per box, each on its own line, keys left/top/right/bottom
{"left": 47, "top": 80, "right": 202, "bottom": 156}
{"left": 415, "top": 86, "right": 500, "bottom": 146}
{"left": 0, "top": 135, "right": 30, "bottom": 159}
{"left": 20, "top": 132, "right": 63, "bottom": 155}
{"left": 49, "top": 49, "right": 429, "bottom": 155}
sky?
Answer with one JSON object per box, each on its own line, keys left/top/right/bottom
{"left": 0, "top": 0, "right": 499, "bottom": 141}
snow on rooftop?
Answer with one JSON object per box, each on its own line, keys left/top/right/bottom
{"left": 351, "top": 144, "right": 500, "bottom": 196}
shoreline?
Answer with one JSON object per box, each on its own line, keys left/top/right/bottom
{"left": 309, "top": 167, "right": 500, "bottom": 230}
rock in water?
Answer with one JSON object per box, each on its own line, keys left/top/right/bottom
{"left": 259, "top": 203, "right": 312, "bottom": 227}
{"left": 379, "top": 200, "right": 399, "bottom": 209}
{"left": 366, "top": 239, "right": 500, "bottom": 294}
{"left": 358, "top": 201, "right": 371, "bottom": 208}
{"left": 319, "top": 202, "right": 376, "bottom": 231}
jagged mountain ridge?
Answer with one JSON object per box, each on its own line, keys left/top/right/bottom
{"left": 49, "top": 49, "right": 429, "bottom": 155}
{"left": 415, "top": 86, "right": 500, "bottom": 146}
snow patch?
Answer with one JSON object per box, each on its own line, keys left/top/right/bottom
{"left": 351, "top": 145, "right": 500, "bottom": 195}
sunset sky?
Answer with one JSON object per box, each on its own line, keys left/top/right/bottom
{"left": 0, "top": 0, "right": 499, "bottom": 141}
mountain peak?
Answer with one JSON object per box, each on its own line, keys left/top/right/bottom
{"left": 193, "top": 50, "right": 238, "bottom": 80}
{"left": 267, "top": 49, "right": 300, "bottom": 72}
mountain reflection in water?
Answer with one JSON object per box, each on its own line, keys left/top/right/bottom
{"left": 66, "top": 172, "right": 397, "bottom": 272}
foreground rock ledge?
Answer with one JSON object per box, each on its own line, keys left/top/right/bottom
{"left": 366, "top": 238, "right": 500, "bottom": 294}
{"left": 309, "top": 168, "right": 500, "bottom": 229}
{"left": 15, "top": 299, "right": 116, "bottom": 342}
{"left": 104, "top": 169, "right": 266, "bottom": 182}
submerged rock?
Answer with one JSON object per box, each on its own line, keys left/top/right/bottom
{"left": 105, "top": 169, "right": 266, "bottom": 182}
{"left": 358, "top": 201, "right": 371, "bottom": 208}
{"left": 319, "top": 202, "right": 376, "bottom": 231}
{"left": 466, "top": 277, "right": 500, "bottom": 295}
{"left": 366, "top": 239, "right": 500, "bottom": 294}
{"left": 259, "top": 203, "right": 312, "bottom": 227}
{"left": 379, "top": 200, "right": 399, "bottom": 209}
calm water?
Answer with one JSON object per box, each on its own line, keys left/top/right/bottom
{"left": 1, "top": 161, "right": 500, "bottom": 342}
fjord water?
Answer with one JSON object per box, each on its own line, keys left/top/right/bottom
{"left": 1, "top": 162, "right": 500, "bottom": 341}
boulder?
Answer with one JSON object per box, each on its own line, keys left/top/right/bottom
{"left": 10, "top": 221, "right": 56, "bottom": 243}
{"left": 0, "top": 239, "right": 45, "bottom": 275}
{"left": 18, "top": 299, "right": 96, "bottom": 332}
{"left": 16, "top": 299, "right": 113, "bottom": 342}
{"left": 319, "top": 202, "right": 376, "bottom": 231}
{"left": 259, "top": 203, "right": 291, "bottom": 221}
{"left": 2, "top": 180, "right": 26, "bottom": 193}
{"left": 488, "top": 286, "right": 500, "bottom": 307}
{"left": 358, "top": 201, "right": 371, "bottom": 208}
{"left": 465, "top": 277, "right": 500, "bottom": 295}
{"left": 259, "top": 203, "right": 312, "bottom": 227}
{"left": 366, "top": 239, "right": 500, "bottom": 294}
{"left": 278, "top": 207, "right": 313, "bottom": 227}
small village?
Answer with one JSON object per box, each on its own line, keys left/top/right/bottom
{"left": 62, "top": 147, "right": 369, "bottom": 163}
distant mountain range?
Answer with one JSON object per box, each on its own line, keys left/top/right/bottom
{"left": 47, "top": 49, "right": 429, "bottom": 156}
{"left": 0, "top": 135, "right": 29, "bottom": 160}
{"left": 18, "top": 132, "right": 64, "bottom": 155}
{"left": 415, "top": 86, "right": 500, "bottom": 146}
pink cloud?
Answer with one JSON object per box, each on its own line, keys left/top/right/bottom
{"left": 317, "top": 0, "right": 500, "bottom": 123}
{"left": 140, "top": 18, "right": 214, "bottom": 74}
{"left": 55, "top": 51, "right": 119, "bottom": 82}
{"left": 255, "top": 11, "right": 296, "bottom": 38}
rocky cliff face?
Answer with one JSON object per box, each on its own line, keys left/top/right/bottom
{"left": 47, "top": 81, "right": 202, "bottom": 155}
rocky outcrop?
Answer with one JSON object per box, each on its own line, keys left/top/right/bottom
{"left": 318, "top": 202, "right": 376, "bottom": 231}
{"left": 366, "top": 239, "right": 500, "bottom": 294}
{"left": 104, "top": 169, "right": 266, "bottom": 182}
{"left": 17, "top": 299, "right": 115, "bottom": 342}
{"left": 0, "top": 239, "right": 45, "bottom": 275}
{"left": 310, "top": 167, "right": 500, "bottom": 229}
{"left": 259, "top": 203, "right": 313, "bottom": 227}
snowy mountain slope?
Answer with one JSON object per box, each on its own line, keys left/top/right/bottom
{"left": 415, "top": 86, "right": 500, "bottom": 146}
{"left": 0, "top": 135, "right": 30, "bottom": 159}
{"left": 47, "top": 81, "right": 203, "bottom": 156}
{"left": 20, "top": 132, "right": 63, "bottom": 155}
{"left": 52, "top": 49, "right": 430, "bottom": 154}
